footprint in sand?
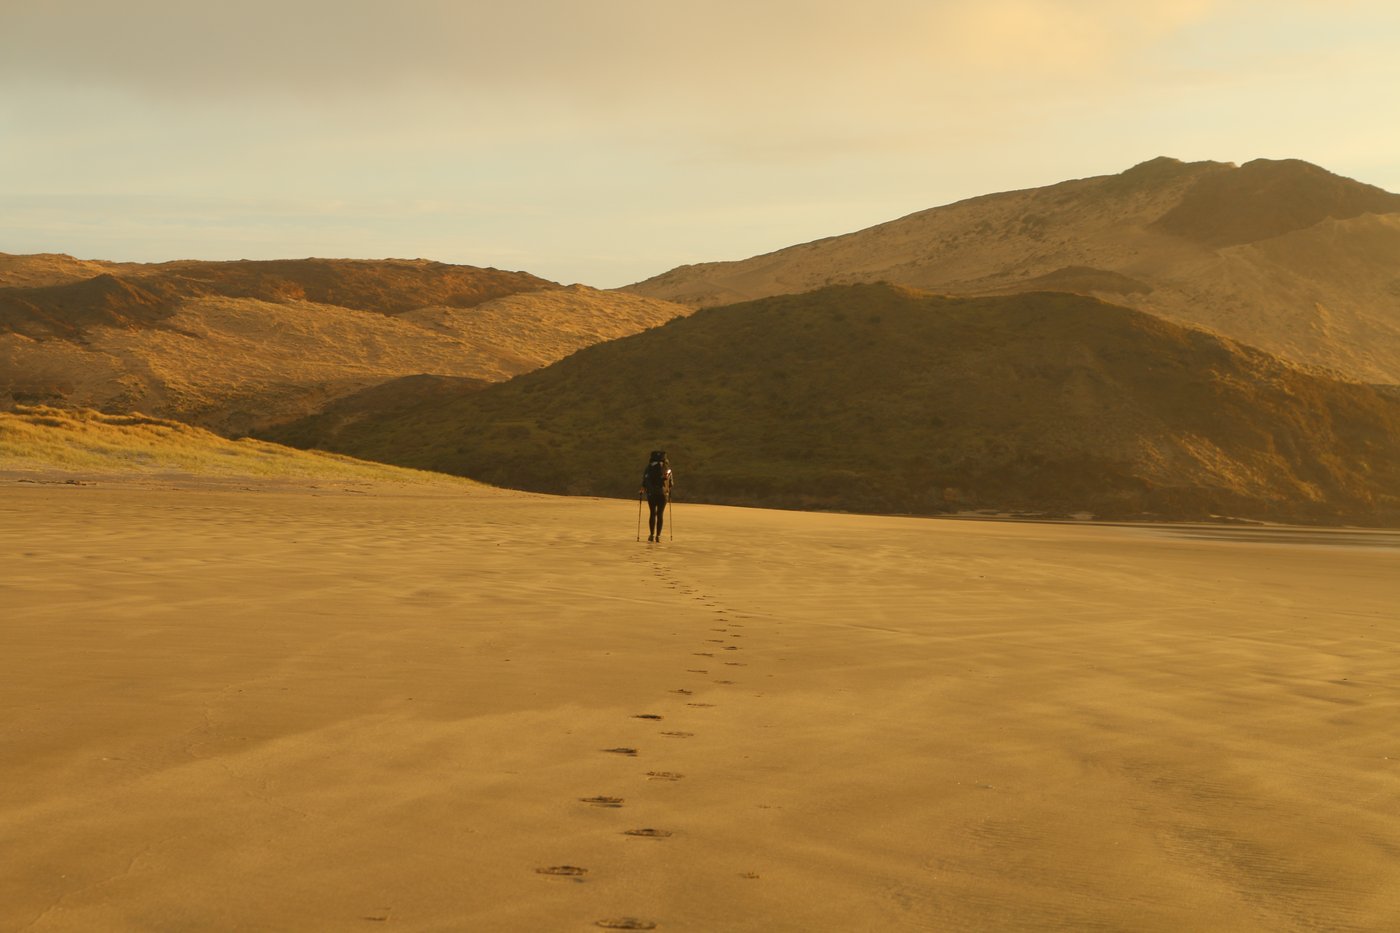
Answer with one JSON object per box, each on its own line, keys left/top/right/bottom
{"left": 536, "top": 865, "right": 588, "bottom": 877}
{"left": 686, "top": 669, "right": 708, "bottom": 674}
{"left": 595, "top": 920, "right": 657, "bottom": 931}
{"left": 633, "top": 714, "right": 664, "bottom": 720}
{"left": 686, "top": 702, "right": 716, "bottom": 708}
{"left": 713, "top": 680, "right": 736, "bottom": 685}
{"left": 623, "top": 828, "right": 673, "bottom": 838}
{"left": 723, "top": 661, "right": 746, "bottom": 667}
{"left": 723, "top": 646, "right": 740, "bottom": 651}
{"left": 647, "top": 771, "right": 684, "bottom": 781}
{"left": 670, "top": 688, "right": 693, "bottom": 695}
{"left": 660, "top": 731, "right": 694, "bottom": 738}
{"left": 602, "top": 747, "right": 638, "bottom": 756}
{"left": 693, "top": 652, "right": 714, "bottom": 658}
{"left": 706, "top": 639, "right": 726, "bottom": 644}
{"left": 580, "top": 796, "right": 625, "bottom": 807}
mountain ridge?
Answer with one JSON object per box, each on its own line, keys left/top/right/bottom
{"left": 626, "top": 157, "right": 1400, "bottom": 384}
{"left": 0, "top": 256, "right": 561, "bottom": 338}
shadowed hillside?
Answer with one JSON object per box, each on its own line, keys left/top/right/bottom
{"left": 265, "top": 284, "right": 1400, "bottom": 525}
{"left": 141, "top": 258, "right": 558, "bottom": 316}
{"left": 0, "top": 275, "right": 181, "bottom": 339}
{"left": 0, "top": 254, "right": 691, "bottom": 433}
{"left": 626, "top": 157, "right": 1400, "bottom": 384}
{"left": 1152, "top": 158, "right": 1400, "bottom": 247}
{"left": 262, "top": 374, "right": 490, "bottom": 449}
{"left": 0, "top": 256, "right": 557, "bottom": 340}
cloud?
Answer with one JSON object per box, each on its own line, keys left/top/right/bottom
{"left": 0, "top": 1, "right": 1265, "bottom": 102}
{"left": 3, "top": 1, "right": 1389, "bottom": 149}
{"left": 928, "top": 0, "right": 1217, "bottom": 76}
{"left": 6, "top": 0, "right": 1396, "bottom": 170}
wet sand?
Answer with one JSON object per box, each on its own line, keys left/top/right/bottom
{"left": 3, "top": 480, "right": 1398, "bottom": 931}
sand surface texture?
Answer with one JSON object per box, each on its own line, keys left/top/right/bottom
{"left": 3, "top": 482, "right": 1398, "bottom": 931}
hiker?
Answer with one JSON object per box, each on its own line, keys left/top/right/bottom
{"left": 639, "top": 450, "right": 673, "bottom": 541}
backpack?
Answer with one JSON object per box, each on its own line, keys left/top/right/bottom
{"left": 642, "top": 452, "right": 671, "bottom": 496}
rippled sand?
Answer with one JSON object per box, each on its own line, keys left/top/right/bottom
{"left": 3, "top": 480, "right": 1397, "bottom": 931}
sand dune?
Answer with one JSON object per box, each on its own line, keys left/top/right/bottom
{"left": 0, "top": 288, "right": 690, "bottom": 434}
{"left": 3, "top": 477, "right": 1397, "bottom": 931}
{"left": 0, "top": 255, "right": 691, "bottom": 433}
{"left": 0, "top": 252, "right": 147, "bottom": 289}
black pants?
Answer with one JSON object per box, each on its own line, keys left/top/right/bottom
{"left": 647, "top": 495, "right": 668, "bottom": 536}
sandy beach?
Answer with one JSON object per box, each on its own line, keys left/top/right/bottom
{"left": 3, "top": 479, "right": 1398, "bottom": 931}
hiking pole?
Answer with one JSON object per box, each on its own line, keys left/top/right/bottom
{"left": 669, "top": 495, "right": 674, "bottom": 542}
{"left": 637, "top": 493, "right": 643, "bottom": 542}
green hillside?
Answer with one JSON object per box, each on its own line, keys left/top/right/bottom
{"left": 264, "top": 284, "right": 1400, "bottom": 524}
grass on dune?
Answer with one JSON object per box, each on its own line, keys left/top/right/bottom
{"left": 0, "top": 405, "right": 464, "bottom": 484}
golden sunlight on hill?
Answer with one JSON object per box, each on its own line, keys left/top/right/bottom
{"left": 0, "top": 405, "right": 463, "bottom": 485}
{"left": 0, "top": 252, "right": 143, "bottom": 288}
{"left": 0, "top": 256, "right": 691, "bottom": 432}
{"left": 627, "top": 158, "right": 1400, "bottom": 383}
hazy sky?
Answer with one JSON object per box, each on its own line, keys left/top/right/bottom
{"left": 3, "top": 0, "right": 1398, "bottom": 286}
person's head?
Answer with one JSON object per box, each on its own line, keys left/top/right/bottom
{"left": 650, "top": 449, "right": 665, "bottom": 463}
